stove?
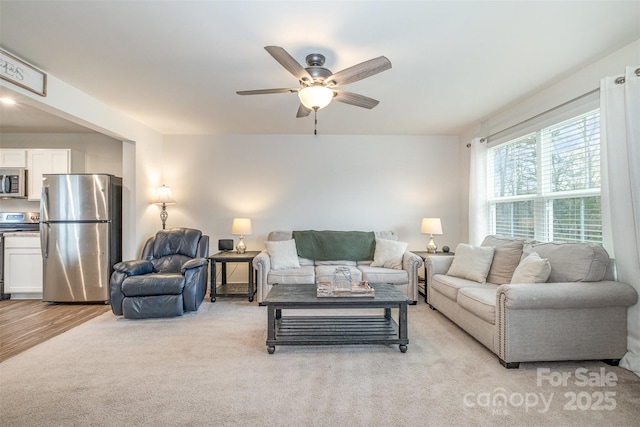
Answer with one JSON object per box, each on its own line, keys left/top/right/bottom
{"left": 0, "top": 212, "right": 40, "bottom": 300}
{"left": 0, "top": 211, "right": 40, "bottom": 232}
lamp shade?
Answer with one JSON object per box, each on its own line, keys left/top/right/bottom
{"left": 298, "top": 86, "right": 333, "bottom": 110}
{"left": 154, "top": 185, "right": 175, "bottom": 204}
{"left": 421, "top": 218, "right": 443, "bottom": 235}
{"left": 231, "top": 218, "right": 252, "bottom": 235}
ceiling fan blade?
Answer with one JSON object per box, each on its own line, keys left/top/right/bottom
{"left": 333, "top": 90, "right": 380, "bottom": 109}
{"left": 326, "top": 56, "right": 392, "bottom": 87}
{"left": 264, "top": 46, "right": 313, "bottom": 83}
{"left": 296, "top": 104, "right": 312, "bottom": 118}
{"left": 236, "top": 88, "right": 297, "bottom": 95}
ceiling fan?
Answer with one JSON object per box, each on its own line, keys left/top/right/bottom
{"left": 237, "top": 46, "right": 392, "bottom": 126}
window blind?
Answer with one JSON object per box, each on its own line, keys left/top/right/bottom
{"left": 487, "top": 110, "right": 601, "bottom": 243}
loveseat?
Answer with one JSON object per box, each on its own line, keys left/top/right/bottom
{"left": 253, "top": 230, "right": 423, "bottom": 303}
{"left": 426, "top": 235, "right": 638, "bottom": 368}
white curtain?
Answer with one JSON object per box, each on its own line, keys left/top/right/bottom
{"left": 468, "top": 138, "right": 488, "bottom": 245}
{"left": 600, "top": 66, "right": 640, "bottom": 377}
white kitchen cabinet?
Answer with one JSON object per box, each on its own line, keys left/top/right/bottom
{"left": 27, "top": 149, "right": 85, "bottom": 201}
{"left": 0, "top": 149, "right": 27, "bottom": 167}
{"left": 4, "top": 233, "right": 43, "bottom": 299}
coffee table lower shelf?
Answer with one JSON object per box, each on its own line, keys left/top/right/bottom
{"left": 267, "top": 315, "right": 407, "bottom": 354}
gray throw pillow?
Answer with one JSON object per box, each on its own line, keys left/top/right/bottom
{"left": 481, "top": 235, "right": 525, "bottom": 284}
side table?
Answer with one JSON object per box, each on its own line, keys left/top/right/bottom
{"left": 208, "top": 250, "right": 261, "bottom": 302}
{"left": 414, "top": 251, "right": 455, "bottom": 304}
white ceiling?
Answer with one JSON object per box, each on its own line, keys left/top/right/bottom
{"left": 0, "top": 1, "right": 639, "bottom": 135}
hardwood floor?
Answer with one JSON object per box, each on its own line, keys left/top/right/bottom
{"left": 0, "top": 300, "right": 110, "bottom": 363}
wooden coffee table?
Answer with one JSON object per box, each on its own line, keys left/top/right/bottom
{"left": 263, "top": 283, "right": 409, "bottom": 354}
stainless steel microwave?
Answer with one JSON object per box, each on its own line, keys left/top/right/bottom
{"left": 0, "top": 168, "right": 27, "bottom": 198}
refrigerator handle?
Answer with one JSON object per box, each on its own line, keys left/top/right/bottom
{"left": 41, "top": 223, "right": 49, "bottom": 258}
{"left": 1, "top": 175, "right": 6, "bottom": 193}
{"left": 40, "top": 186, "right": 49, "bottom": 258}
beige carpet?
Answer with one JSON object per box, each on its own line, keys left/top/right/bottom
{"left": 1, "top": 300, "right": 639, "bottom": 426}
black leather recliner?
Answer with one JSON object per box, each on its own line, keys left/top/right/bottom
{"left": 110, "top": 228, "right": 209, "bottom": 319}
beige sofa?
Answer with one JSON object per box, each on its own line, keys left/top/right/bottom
{"left": 426, "top": 235, "right": 638, "bottom": 368}
{"left": 253, "top": 230, "right": 423, "bottom": 303}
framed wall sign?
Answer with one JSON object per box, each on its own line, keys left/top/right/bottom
{"left": 0, "top": 48, "right": 47, "bottom": 96}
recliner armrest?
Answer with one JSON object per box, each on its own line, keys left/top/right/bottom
{"left": 181, "top": 257, "right": 208, "bottom": 273}
{"left": 113, "top": 260, "right": 154, "bottom": 276}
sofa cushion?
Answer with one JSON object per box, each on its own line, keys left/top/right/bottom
{"left": 315, "top": 260, "right": 357, "bottom": 266}
{"left": 315, "top": 265, "right": 363, "bottom": 283}
{"left": 299, "top": 257, "right": 315, "bottom": 266}
{"left": 431, "top": 274, "right": 490, "bottom": 301}
{"left": 265, "top": 239, "right": 300, "bottom": 270}
{"left": 457, "top": 287, "right": 498, "bottom": 324}
{"left": 358, "top": 265, "right": 408, "bottom": 285}
{"left": 481, "top": 235, "right": 525, "bottom": 284}
{"left": 151, "top": 254, "right": 192, "bottom": 274}
{"left": 375, "top": 231, "right": 398, "bottom": 241}
{"left": 370, "top": 239, "right": 408, "bottom": 269}
{"left": 523, "top": 242, "right": 610, "bottom": 282}
{"left": 268, "top": 230, "right": 293, "bottom": 241}
{"left": 446, "top": 244, "right": 495, "bottom": 284}
{"left": 511, "top": 252, "right": 551, "bottom": 284}
{"left": 267, "top": 266, "right": 315, "bottom": 285}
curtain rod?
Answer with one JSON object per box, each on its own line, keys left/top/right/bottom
{"left": 479, "top": 87, "right": 600, "bottom": 144}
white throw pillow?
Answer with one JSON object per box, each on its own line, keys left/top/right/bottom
{"left": 511, "top": 252, "right": 551, "bottom": 284}
{"left": 446, "top": 243, "right": 495, "bottom": 284}
{"left": 370, "top": 239, "right": 408, "bottom": 269}
{"left": 264, "top": 239, "right": 300, "bottom": 270}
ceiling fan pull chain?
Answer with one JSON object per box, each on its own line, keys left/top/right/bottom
{"left": 314, "top": 108, "right": 318, "bottom": 135}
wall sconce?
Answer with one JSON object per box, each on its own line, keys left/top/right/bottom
{"left": 231, "top": 218, "right": 252, "bottom": 254}
{"left": 154, "top": 185, "right": 176, "bottom": 230}
{"left": 421, "top": 218, "right": 443, "bottom": 254}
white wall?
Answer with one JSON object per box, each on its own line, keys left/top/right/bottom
{"left": 457, "top": 38, "right": 640, "bottom": 242}
{"left": 162, "top": 134, "right": 461, "bottom": 253}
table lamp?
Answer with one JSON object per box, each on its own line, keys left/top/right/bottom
{"left": 421, "top": 218, "right": 443, "bottom": 254}
{"left": 231, "top": 218, "right": 252, "bottom": 254}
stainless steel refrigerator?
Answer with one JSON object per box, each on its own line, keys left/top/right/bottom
{"left": 40, "top": 174, "right": 122, "bottom": 303}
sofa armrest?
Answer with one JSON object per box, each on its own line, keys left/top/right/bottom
{"left": 425, "top": 256, "right": 454, "bottom": 289}
{"left": 113, "top": 260, "right": 154, "bottom": 276}
{"left": 497, "top": 281, "right": 638, "bottom": 310}
{"left": 253, "top": 250, "right": 271, "bottom": 302}
{"left": 402, "top": 251, "right": 423, "bottom": 270}
{"left": 253, "top": 250, "right": 270, "bottom": 271}
{"left": 496, "top": 280, "right": 638, "bottom": 365}
{"left": 401, "top": 251, "right": 424, "bottom": 302}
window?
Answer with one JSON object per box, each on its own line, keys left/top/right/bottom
{"left": 487, "top": 110, "right": 601, "bottom": 243}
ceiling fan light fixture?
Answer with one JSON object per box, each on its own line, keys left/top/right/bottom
{"left": 298, "top": 86, "right": 333, "bottom": 110}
